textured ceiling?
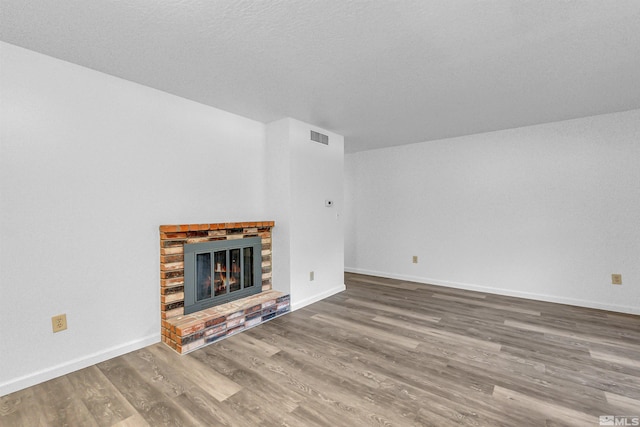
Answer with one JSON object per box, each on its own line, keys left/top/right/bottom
{"left": 2, "top": 0, "right": 640, "bottom": 152}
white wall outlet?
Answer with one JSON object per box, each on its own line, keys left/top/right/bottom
{"left": 310, "top": 271, "right": 315, "bottom": 281}
{"left": 412, "top": 256, "right": 418, "bottom": 264}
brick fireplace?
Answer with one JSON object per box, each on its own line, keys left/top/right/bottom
{"left": 159, "top": 221, "right": 290, "bottom": 354}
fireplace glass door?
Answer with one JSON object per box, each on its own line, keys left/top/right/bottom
{"left": 184, "top": 237, "right": 262, "bottom": 314}
{"left": 243, "top": 247, "right": 254, "bottom": 289}
{"left": 196, "top": 253, "right": 212, "bottom": 301}
{"left": 213, "top": 250, "right": 227, "bottom": 296}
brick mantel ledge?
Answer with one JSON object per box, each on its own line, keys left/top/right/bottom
{"left": 160, "top": 221, "right": 274, "bottom": 233}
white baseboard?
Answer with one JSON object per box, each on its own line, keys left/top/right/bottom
{"left": 291, "top": 284, "right": 346, "bottom": 311}
{"left": 345, "top": 267, "right": 640, "bottom": 316}
{"left": 0, "top": 334, "right": 160, "bottom": 397}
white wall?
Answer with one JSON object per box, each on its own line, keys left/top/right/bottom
{"left": 265, "top": 118, "right": 292, "bottom": 296}
{"left": 345, "top": 109, "right": 640, "bottom": 315}
{"left": 289, "top": 119, "right": 345, "bottom": 308}
{"left": 0, "top": 42, "right": 267, "bottom": 395}
{"left": 266, "top": 118, "right": 345, "bottom": 310}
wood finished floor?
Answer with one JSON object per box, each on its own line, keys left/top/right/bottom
{"left": 2, "top": 273, "right": 640, "bottom": 426}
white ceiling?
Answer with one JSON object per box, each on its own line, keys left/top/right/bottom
{"left": 2, "top": 1, "right": 640, "bottom": 153}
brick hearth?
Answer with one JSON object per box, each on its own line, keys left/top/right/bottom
{"left": 159, "top": 221, "right": 289, "bottom": 354}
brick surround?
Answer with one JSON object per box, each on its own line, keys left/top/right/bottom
{"left": 159, "top": 221, "right": 288, "bottom": 354}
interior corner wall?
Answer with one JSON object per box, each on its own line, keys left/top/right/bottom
{"left": 344, "top": 109, "right": 640, "bottom": 315}
{"left": 0, "top": 42, "right": 267, "bottom": 395}
{"left": 266, "top": 118, "right": 345, "bottom": 311}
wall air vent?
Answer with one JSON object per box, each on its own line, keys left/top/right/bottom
{"left": 310, "top": 130, "right": 329, "bottom": 145}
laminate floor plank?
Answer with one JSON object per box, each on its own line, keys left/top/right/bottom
{"left": 311, "top": 313, "right": 422, "bottom": 349}
{"left": 505, "top": 319, "right": 640, "bottom": 351}
{"left": 34, "top": 375, "right": 99, "bottom": 427}
{"left": 117, "top": 348, "right": 187, "bottom": 399}
{"left": 536, "top": 314, "right": 640, "bottom": 344}
{"left": 0, "top": 387, "right": 48, "bottom": 427}
{"left": 287, "top": 402, "right": 370, "bottom": 427}
{"left": 431, "top": 293, "right": 542, "bottom": 316}
{"left": 218, "top": 388, "right": 295, "bottom": 427}
{"left": 590, "top": 348, "right": 640, "bottom": 369}
{"left": 543, "top": 363, "right": 640, "bottom": 400}
{"left": 110, "top": 413, "right": 150, "bottom": 427}
{"left": 344, "top": 298, "right": 442, "bottom": 323}
{"left": 373, "top": 314, "right": 502, "bottom": 351}
{"left": 146, "top": 343, "right": 243, "bottom": 402}
{"left": 199, "top": 343, "right": 303, "bottom": 414}
{"left": 499, "top": 339, "right": 640, "bottom": 382}
{"left": 226, "top": 331, "right": 282, "bottom": 357}
{"left": 65, "top": 365, "right": 137, "bottom": 427}
{"left": 492, "top": 385, "right": 598, "bottom": 426}
{"left": 96, "top": 358, "right": 199, "bottom": 426}
{"left": 604, "top": 391, "right": 640, "bottom": 413}
{"left": 3, "top": 272, "right": 640, "bottom": 427}
{"left": 437, "top": 313, "right": 596, "bottom": 359}
{"left": 171, "top": 388, "right": 234, "bottom": 427}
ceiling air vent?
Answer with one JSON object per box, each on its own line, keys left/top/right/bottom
{"left": 310, "top": 130, "right": 329, "bottom": 145}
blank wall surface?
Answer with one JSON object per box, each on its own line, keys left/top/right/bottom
{"left": 266, "top": 118, "right": 345, "bottom": 310}
{"left": 0, "top": 42, "right": 266, "bottom": 395}
{"left": 345, "top": 109, "right": 640, "bottom": 314}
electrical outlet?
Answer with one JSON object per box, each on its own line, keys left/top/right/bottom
{"left": 412, "top": 256, "right": 418, "bottom": 264}
{"left": 612, "top": 274, "right": 622, "bottom": 285}
{"left": 310, "top": 271, "right": 315, "bottom": 281}
{"left": 52, "top": 314, "right": 67, "bottom": 333}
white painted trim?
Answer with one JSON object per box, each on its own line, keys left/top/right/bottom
{"left": 0, "top": 334, "right": 160, "bottom": 396}
{"left": 291, "top": 284, "right": 346, "bottom": 311}
{"left": 345, "top": 267, "right": 640, "bottom": 316}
